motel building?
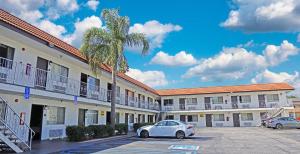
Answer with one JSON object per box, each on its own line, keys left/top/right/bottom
{"left": 0, "top": 9, "right": 297, "bottom": 152}
{"left": 157, "top": 84, "right": 295, "bottom": 127}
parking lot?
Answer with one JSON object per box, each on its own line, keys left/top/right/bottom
{"left": 58, "top": 127, "right": 300, "bottom": 154}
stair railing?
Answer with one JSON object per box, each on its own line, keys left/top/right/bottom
{"left": 0, "top": 96, "right": 35, "bottom": 150}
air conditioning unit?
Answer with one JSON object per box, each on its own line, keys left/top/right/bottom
{"left": 49, "top": 129, "right": 63, "bottom": 139}
{"left": 242, "top": 104, "right": 250, "bottom": 108}
{"left": 215, "top": 106, "right": 223, "bottom": 110}
{"left": 244, "top": 122, "right": 252, "bottom": 127}
{"left": 215, "top": 123, "right": 224, "bottom": 127}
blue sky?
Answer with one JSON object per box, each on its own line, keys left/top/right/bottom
{"left": 1, "top": 0, "right": 300, "bottom": 94}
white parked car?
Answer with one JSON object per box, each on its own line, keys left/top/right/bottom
{"left": 137, "top": 120, "right": 195, "bottom": 139}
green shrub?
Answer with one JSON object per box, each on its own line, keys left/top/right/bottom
{"left": 104, "top": 125, "right": 114, "bottom": 136}
{"left": 66, "top": 126, "right": 85, "bottom": 141}
{"left": 133, "top": 123, "right": 155, "bottom": 132}
{"left": 66, "top": 124, "right": 115, "bottom": 142}
{"left": 115, "top": 124, "right": 128, "bottom": 135}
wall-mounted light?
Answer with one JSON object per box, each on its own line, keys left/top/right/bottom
{"left": 48, "top": 42, "right": 55, "bottom": 48}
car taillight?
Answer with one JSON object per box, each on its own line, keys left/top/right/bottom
{"left": 187, "top": 125, "right": 193, "bottom": 129}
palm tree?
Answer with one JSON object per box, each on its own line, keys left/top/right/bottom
{"left": 80, "top": 9, "right": 149, "bottom": 131}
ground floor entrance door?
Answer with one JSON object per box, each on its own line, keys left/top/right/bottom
{"left": 78, "top": 109, "right": 86, "bottom": 126}
{"left": 106, "top": 111, "right": 111, "bottom": 125}
{"left": 233, "top": 113, "right": 240, "bottom": 127}
{"left": 30, "top": 104, "right": 44, "bottom": 140}
{"left": 206, "top": 114, "right": 212, "bottom": 127}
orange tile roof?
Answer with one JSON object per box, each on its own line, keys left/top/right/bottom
{"left": 157, "top": 83, "right": 294, "bottom": 96}
{"left": 0, "top": 9, "right": 158, "bottom": 95}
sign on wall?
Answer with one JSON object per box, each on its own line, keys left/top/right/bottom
{"left": 100, "top": 111, "right": 105, "bottom": 116}
{"left": 74, "top": 96, "right": 78, "bottom": 105}
{"left": 24, "top": 87, "right": 30, "bottom": 99}
{"left": 199, "top": 113, "right": 204, "bottom": 117}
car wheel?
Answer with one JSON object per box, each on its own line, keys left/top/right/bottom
{"left": 276, "top": 124, "right": 283, "bottom": 129}
{"left": 140, "top": 130, "right": 149, "bottom": 138}
{"left": 176, "top": 131, "right": 185, "bottom": 139}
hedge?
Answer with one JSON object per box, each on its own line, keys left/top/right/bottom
{"left": 66, "top": 124, "right": 121, "bottom": 142}
{"left": 115, "top": 124, "right": 128, "bottom": 135}
{"left": 133, "top": 123, "right": 155, "bottom": 132}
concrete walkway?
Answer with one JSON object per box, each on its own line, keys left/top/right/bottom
{"left": 23, "top": 132, "right": 136, "bottom": 154}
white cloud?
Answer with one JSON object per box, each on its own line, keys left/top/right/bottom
{"left": 221, "top": 0, "right": 300, "bottom": 32}
{"left": 129, "top": 20, "right": 182, "bottom": 50}
{"left": 252, "top": 69, "right": 300, "bottom": 96}
{"left": 0, "top": 0, "right": 45, "bottom": 23}
{"left": 251, "top": 69, "right": 299, "bottom": 83}
{"left": 0, "top": 0, "right": 68, "bottom": 40}
{"left": 183, "top": 47, "right": 267, "bottom": 81}
{"left": 37, "top": 20, "right": 66, "bottom": 38}
{"left": 87, "top": 0, "right": 99, "bottom": 11}
{"left": 64, "top": 16, "right": 103, "bottom": 47}
{"left": 150, "top": 51, "right": 197, "bottom": 66}
{"left": 126, "top": 68, "right": 168, "bottom": 87}
{"left": 263, "top": 40, "right": 298, "bottom": 66}
{"left": 183, "top": 40, "right": 299, "bottom": 82}
{"left": 46, "top": 0, "right": 79, "bottom": 20}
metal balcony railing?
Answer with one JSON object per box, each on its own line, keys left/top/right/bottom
{"left": 0, "top": 58, "right": 160, "bottom": 111}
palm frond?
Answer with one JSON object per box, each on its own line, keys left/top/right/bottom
{"left": 126, "top": 33, "right": 150, "bottom": 55}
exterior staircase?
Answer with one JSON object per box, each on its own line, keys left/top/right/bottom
{"left": 0, "top": 96, "right": 35, "bottom": 153}
{"left": 268, "top": 107, "right": 284, "bottom": 118}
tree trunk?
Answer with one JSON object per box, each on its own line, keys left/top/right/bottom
{"left": 110, "top": 64, "right": 117, "bottom": 133}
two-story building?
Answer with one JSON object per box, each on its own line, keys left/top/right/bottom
{"left": 0, "top": 9, "right": 160, "bottom": 142}
{"left": 157, "top": 83, "right": 294, "bottom": 127}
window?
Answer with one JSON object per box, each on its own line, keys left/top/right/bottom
{"left": 167, "top": 121, "right": 179, "bottom": 126}
{"left": 148, "top": 115, "right": 154, "bottom": 123}
{"left": 156, "top": 121, "right": 167, "bottom": 126}
{"left": 187, "top": 98, "right": 197, "bottom": 105}
{"left": 187, "top": 115, "right": 198, "bottom": 122}
{"left": 180, "top": 115, "right": 186, "bottom": 122}
{"left": 47, "top": 106, "right": 65, "bottom": 125}
{"left": 51, "top": 63, "right": 69, "bottom": 83}
{"left": 213, "top": 114, "right": 225, "bottom": 121}
{"left": 0, "top": 43, "right": 14, "bottom": 68}
{"left": 239, "top": 95, "right": 251, "bottom": 103}
{"left": 241, "top": 113, "right": 253, "bottom": 121}
{"left": 116, "top": 86, "right": 121, "bottom": 97}
{"left": 266, "top": 94, "right": 279, "bottom": 102}
{"left": 212, "top": 97, "right": 223, "bottom": 104}
{"left": 86, "top": 110, "right": 98, "bottom": 125}
{"left": 88, "top": 76, "right": 100, "bottom": 91}
{"left": 165, "top": 115, "right": 174, "bottom": 120}
{"left": 148, "top": 97, "right": 153, "bottom": 103}
{"left": 163, "top": 99, "right": 173, "bottom": 106}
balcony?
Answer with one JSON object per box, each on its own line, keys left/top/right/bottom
{"left": 0, "top": 58, "right": 159, "bottom": 111}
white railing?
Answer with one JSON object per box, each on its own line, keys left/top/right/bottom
{"left": 0, "top": 58, "right": 160, "bottom": 111}
{"left": 0, "top": 96, "right": 35, "bottom": 150}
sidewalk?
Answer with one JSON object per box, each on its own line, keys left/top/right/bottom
{"left": 24, "top": 132, "right": 136, "bottom": 154}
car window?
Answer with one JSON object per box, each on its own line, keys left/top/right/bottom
{"left": 279, "top": 117, "right": 288, "bottom": 121}
{"left": 156, "top": 121, "right": 167, "bottom": 126}
{"left": 288, "top": 118, "right": 295, "bottom": 121}
{"left": 167, "top": 121, "right": 179, "bottom": 126}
